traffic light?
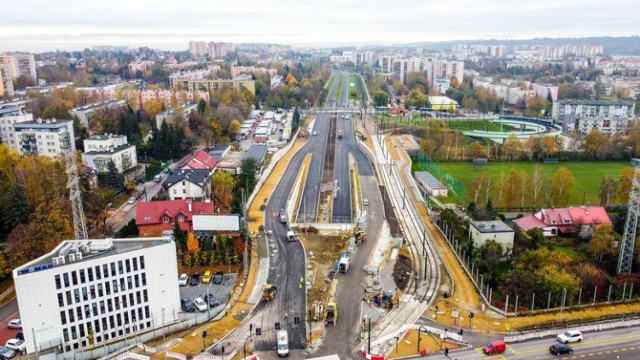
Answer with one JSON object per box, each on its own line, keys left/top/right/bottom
{"left": 275, "top": 322, "right": 281, "bottom": 330}
{"left": 256, "top": 328, "right": 262, "bottom": 336}
{"left": 294, "top": 316, "right": 300, "bottom": 325}
{"left": 469, "top": 312, "right": 474, "bottom": 319}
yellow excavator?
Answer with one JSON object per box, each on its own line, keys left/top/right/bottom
{"left": 262, "top": 284, "right": 277, "bottom": 301}
{"left": 324, "top": 279, "right": 339, "bottom": 326}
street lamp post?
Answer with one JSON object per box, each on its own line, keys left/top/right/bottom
{"left": 417, "top": 325, "right": 429, "bottom": 353}
{"left": 393, "top": 336, "right": 400, "bottom": 353}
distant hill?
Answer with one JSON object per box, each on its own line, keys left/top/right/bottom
{"left": 402, "top": 36, "right": 640, "bottom": 55}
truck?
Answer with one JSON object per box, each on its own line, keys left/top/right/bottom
{"left": 337, "top": 130, "right": 343, "bottom": 139}
{"left": 279, "top": 209, "right": 287, "bottom": 223}
{"left": 338, "top": 257, "right": 350, "bottom": 273}
{"left": 277, "top": 330, "right": 289, "bottom": 357}
{"left": 286, "top": 231, "right": 299, "bottom": 242}
{"left": 324, "top": 279, "right": 339, "bottom": 326}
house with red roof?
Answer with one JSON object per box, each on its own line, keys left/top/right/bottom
{"left": 180, "top": 149, "right": 218, "bottom": 175}
{"left": 514, "top": 206, "right": 611, "bottom": 238}
{"left": 136, "top": 199, "right": 214, "bottom": 236}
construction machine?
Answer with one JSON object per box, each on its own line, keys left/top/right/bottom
{"left": 324, "top": 279, "right": 339, "bottom": 326}
{"left": 262, "top": 284, "right": 277, "bottom": 301}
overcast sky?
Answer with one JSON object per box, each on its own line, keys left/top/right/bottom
{"left": 1, "top": 0, "right": 638, "bottom": 52}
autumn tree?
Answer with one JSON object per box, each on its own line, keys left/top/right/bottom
{"left": 143, "top": 98, "right": 164, "bottom": 117}
{"left": 211, "top": 171, "right": 234, "bottom": 213}
{"left": 587, "top": 224, "right": 615, "bottom": 261}
{"left": 550, "top": 167, "right": 575, "bottom": 207}
{"left": 583, "top": 130, "right": 611, "bottom": 160}
{"left": 530, "top": 165, "right": 545, "bottom": 208}
{"left": 187, "top": 232, "right": 200, "bottom": 253}
{"left": 227, "top": 119, "right": 242, "bottom": 138}
{"left": 541, "top": 136, "right": 559, "bottom": 157}
{"left": 618, "top": 168, "right": 636, "bottom": 204}
{"left": 599, "top": 176, "right": 619, "bottom": 206}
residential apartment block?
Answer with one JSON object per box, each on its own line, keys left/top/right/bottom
{"left": 0, "top": 106, "right": 33, "bottom": 148}
{"left": 13, "top": 237, "right": 180, "bottom": 355}
{"left": 170, "top": 78, "right": 255, "bottom": 95}
{"left": 82, "top": 134, "right": 138, "bottom": 173}
{"left": 552, "top": 99, "right": 636, "bottom": 135}
{"left": 0, "top": 52, "right": 37, "bottom": 81}
{"left": 12, "top": 118, "right": 74, "bottom": 158}
{"left": 166, "top": 168, "right": 211, "bottom": 200}
{"left": 70, "top": 100, "right": 126, "bottom": 129}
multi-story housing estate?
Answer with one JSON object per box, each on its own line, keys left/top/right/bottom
{"left": 165, "top": 168, "right": 211, "bottom": 200}
{"left": 136, "top": 199, "right": 214, "bottom": 236}
{"left": 141, "top": 90, "right": 209, "bottom": 111}
{"left": 12, "top": 118, "right": 74, "bottom": 158}
{"left": 128, "top": 61, "right": 155, "bottom": 74}
{"left": 390, "top": 57, "right": 463, "bottom": 88}
{"left": 552, "top": 99, "right": 636, "bottom": 135}
{"left": 188, "top": 41, "right": 230, "bottom": 58}
{"left": 13, "top": 237, "right": 181, "bottom": 355}
{"left": 70, "top": 100, "right": 126, "bottom": 129}
{"left": 0, "top": 52, "right": 37, "bottom": 81}
{"left": 231, "top": 66, "right": 277, "bottom": 79}
{"left": 82, "top": 134, "right": 138, "bottom": 173}
{"left": 472, "top": 77, "right": 536, "bottom": 105}
{"left": 188, "top": 41, "right": 208, "bottom": 57}
{"left": 0, "top": 68, "right": 6, "bottom": 97}
{"left": 531, "top": 83, "right": 559, "bottom": 102}
{"left": 170, "top": 78, "right": 255, "bottom": 95}
{"left": 0, "top": 106, "right": 33, "bottom": 148}
{"left": 155, "top": 103, "right": 198, "bottom": 129}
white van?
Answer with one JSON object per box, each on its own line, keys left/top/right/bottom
{"left": 277, "top": 330, "right": 289, "bottom": 356}
{"left": 153, "top": 174, "right": 161, "bottom": 182}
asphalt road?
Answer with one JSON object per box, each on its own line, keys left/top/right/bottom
{"left": 442, "top": 326, "right": 640, "bottom": 360}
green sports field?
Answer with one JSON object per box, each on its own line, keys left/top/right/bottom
{"left": 413, "top": 161, "right": 631, "bottom": 206}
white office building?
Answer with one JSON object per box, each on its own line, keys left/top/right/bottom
{"left": 13, "top": 238, "right": 181, "bottom": 355}
{"left": 12, "top": 118, "right": 74, "bottom": 158}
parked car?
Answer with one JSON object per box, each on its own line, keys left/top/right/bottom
{"left": 15, "top": 331, "right": 23, "bottom": 341}
{"left": 5, "top": 339, "right": 25, "bottom": 353}
{"left": 213, "top": 271, "right": 224, "bottom": 285}
{"left": 482, "top": 340, "right": 506, "bottom": 355}
{"left": 178, "top": 274, "right": 189, "bottom": 286}
{"left": 549, "top": 343, "right": 573, "bottom": 355}
{"left": 201, "top": 271, "right": 212, "bottom": 284}
{"left": 127, "top": 197, "right": 136, "bottom": 205}
{"left": 136, "top": 189, "right": 146, "bottom": 200}
{"left": 557, "top": 330, "right": 583, "bottom": 344}
{"left": 363, "top": 198, "right": 369, "bottom": 206}
{"left": 0, "top": 346, "right": 16, "bottom": 359}
{"left": 181, "top": 298, "right": 195, "bottom": 313}
{"left": 163, "top": 168, "right": 170, "bottom": 174}
{"left": 194, "top": 297, "right": 208, "bottom": 312}
{"left": 7, "top": 320, "right": 20, "bottom": 329}
{"left": 190, "top": 274, "right": 200, "bottom": 286}
{"left": 204, "top": 293, "right": 220, "bottom": 308}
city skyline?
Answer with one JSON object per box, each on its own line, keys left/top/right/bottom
{"left": 1, "top": 0, "right": 638, "bottom": 52}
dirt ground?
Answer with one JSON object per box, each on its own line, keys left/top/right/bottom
{"left": 393, "top": 247, "right": 413, "bottom": 291}
{"left": 298, "top": 229, "right": 350, "bottom": 307}
{"left": 386, "top": 329, "right": 462, "bottom": 359}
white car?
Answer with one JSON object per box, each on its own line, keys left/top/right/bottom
{"left": 5, "top": 339, "right": 25, "bottom": 353}
{"left": 194, "top": 297, "right": 208, "bottom": 312}
{"left": 7, "top": 319, "right": 21, "bottom": 329}
{"left": 178, "top": 274, "right": 189, "bottom": 286}
{"left": 313, "top": 131, "right": 317, "bottom": 136}
{"left": 557, "top": 330, "right": 583, "bottom": 344}
{"left": 127, "top": 197, "right": 136, "bottom": 205}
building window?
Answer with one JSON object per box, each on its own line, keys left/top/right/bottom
{"left": 88, "top": 268, "right": 94, "bottom": 282}
{"left": 68, "top": 309, "right": 75, "bottom": 323}
{"left": 162, "top": 216, "right": 170, "bottom": 223}
{"left": 63, "top": 328, "right": 69, "bottom": 342}
{"left": 105, "top": 282, "right": 111, "bottom": 295}
{"left": 125, "top": 259, "right": 131, "bottom": 273}
{"left": 74, "top": 289, "right": 80, "bottom": 303}
{"left": 95, "top": 266, "right": 101, "bottom": 280}
{"left": 58, "top": 293, "right": 64, "bottom": 307}
{"left": 140, "top": 256, "right": 145, "bottom": 269}
{"left": 127, "top": 276, "right": 132, "bottom": 290}
{"left": 97, "top": 284, "right": 103, "bottom": 297}
{"left": 66, "top": 291, "right": 72, "bottom": 305}
{"left": 63, "top": 273, "right": 70, "bottom": 287}
{"left": 55, "top": 275, "right": 62, "bottom": 290}
{"left": 112, "top": 280, "right": 118, "bottom": 294}
{"left": 92, "top": 303, "right": 98, "bottom": 317}
{"left": 71, "top": 271, "right": 78, "bottom": 286}
{"left": 90, "top": 285, "right": 96, "bottom": 299}
{"left": 103, "top": 264, "right": 109, "bottom": 278}
{"left": 143, "top": 289, "right": 148, "bottom": 302}
{"left": 107, "top": 298, "right": 113, "bottom": 312}
{"left": 132, "top": 258, "right": 138, "bottom": 271}
{"left": 110, "top": 262, "right": 116, "bottom": 277}
{"left": 76, "top": 307, "right": 83, "bottom": 321}
{"left": 79, "top": 269, "right": 85, "bottom": 284}
{"left": 134, "top": 274, "right": 139, "bottom": 288}
{"left": 141, "top": 273, "right": 147, "bottom": 286}
{"left": 178, "top": 215, "right": 185, "bottom": 222}
{"left": 82, "top": 287, "right": 88, "bottom": 301}
{"left": 118, "top": 260, "right": 123, "bottom": 275}
{"left": 60, "top": 311, "right": 67, "bottom": 325}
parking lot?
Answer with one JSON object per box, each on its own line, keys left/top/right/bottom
{"left": 178, "top": 273, "right": 238, "bottom": 314}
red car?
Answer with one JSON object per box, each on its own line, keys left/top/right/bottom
{"left": 482, "top": 340, "right": 506, "bottom": 355}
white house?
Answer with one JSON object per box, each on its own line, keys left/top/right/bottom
{"left": 165, "top": 168, "right": 211, "bottom": 200}
{"left": 13, "top": 238, "right": 181, "bottom": 355}
{"left": 469, "top": 220, "right": 515, "bottom": 251}
{"left": 82, "top": 134, "right": 138, "bottom": 173}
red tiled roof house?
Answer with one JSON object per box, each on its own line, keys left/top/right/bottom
{"left": 514, "top": 206, "right": 611, "bottom": 238}
{"left": 136, "top": 199, "right": 214, "bottom": 236}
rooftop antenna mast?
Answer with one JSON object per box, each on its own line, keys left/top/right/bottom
{"left": 618, "top": 165, "right": 640, "bottom": 275}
